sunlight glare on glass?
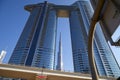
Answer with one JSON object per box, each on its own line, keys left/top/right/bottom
{"left": 112, "top": 25, "right": 120, "bottom": 42}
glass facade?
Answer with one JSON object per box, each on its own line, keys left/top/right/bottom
{"left": 31, "top": 10, "right": 57, "bottom": 69}
{"left": 69, "top": 10, "right": 89, "bottom": 73}
{"left": 9, "top": 2, "right": 57, "bottom": 70}
{"left": 70, "top": 1, "right": 120, "bottom": 77}
{"left": 8, "top": 1, "right": 120, "bottom": 79}
{"left": 56, "top": 34, "right": 63, "bottom": 71}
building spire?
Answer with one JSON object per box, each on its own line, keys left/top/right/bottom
{"left": 56, "top": 33, "right": 63, "bottom": 71}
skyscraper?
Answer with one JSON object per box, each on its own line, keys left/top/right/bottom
{"left": 69, "top": 1, "right": 120, "bottom": 78}
{"left": 8, "top": 0, "right": 120, "bottom": 78}
{"left": 56, "top": 33, "right": 63, "bottom": 71}
{"left": 0, "top": 50, "right": 7, "bottom": 63}
{"left": 9, "top": 1, "right": 57, "bottom": 70}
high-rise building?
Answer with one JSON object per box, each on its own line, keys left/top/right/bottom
{"left": 0, "top": 50, "right": 7, "bottom": 63}
{"left": 8, "top": 0, "right": 120, "bottom": 78}
{"left": 69, "top": 1, "right": 120, "bottom": 78}
{"left": 56, "top": 33, "right": 63, "bottom": 71}
{"left": 9, "top": 1, "right": 57, "bottom": 70}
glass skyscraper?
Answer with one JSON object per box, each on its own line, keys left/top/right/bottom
{"left": 8, "top": 0, "right": 120, "bottom": 78}
{"left": 9, "top": 1, "right": 57, "bottom": 70}
{"left": 69, "top": 1, "right": 120, "bottom": 78}
{"left": 56, "top": 34, "right": 63, "bottom": 71}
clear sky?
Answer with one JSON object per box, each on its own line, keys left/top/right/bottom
{"left": 0, "top": 0, "right": 120, "bottom": 72}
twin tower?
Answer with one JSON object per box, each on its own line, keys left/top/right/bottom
{"left": 9, "top": 1, "right": 120, "bottom": 78}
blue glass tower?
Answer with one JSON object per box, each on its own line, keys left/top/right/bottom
{"left": 9, "top": 1, "right": 57, "bottom": 70}
{"left": 8, "top": 0, "right": 120, "bottom": 78}
{"left": 56, "top": 33, "right": 63, "bottom": 71}
{"left": 70, "top": 1, "right": 120, "bottom": 77}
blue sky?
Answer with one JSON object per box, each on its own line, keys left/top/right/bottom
{"left": 0, "top": 0, "right": 120, "bottom": 71}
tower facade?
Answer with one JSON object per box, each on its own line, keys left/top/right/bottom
{"left": 8, "top": 0, "right": 120, "bottom": 78}
{"left": 9, "top": 1, "right": 57, "bottom": 70}
{"left": 69, "top": 1, "right": 120, "bottom": 77}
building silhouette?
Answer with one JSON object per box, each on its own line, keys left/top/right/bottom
{"left": 8, "top": 0, "right": 120, "bottom": 78}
